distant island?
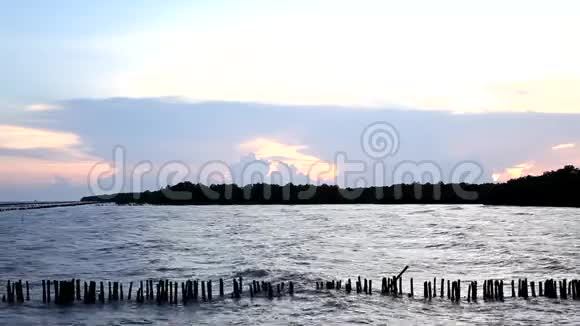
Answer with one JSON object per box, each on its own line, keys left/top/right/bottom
{"left": 82, "top": 165, "right": 580, "bottom": 207}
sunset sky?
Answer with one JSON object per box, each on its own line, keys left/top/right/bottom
{"left": 1, "top": 0, "right": 580, "bottom": 200}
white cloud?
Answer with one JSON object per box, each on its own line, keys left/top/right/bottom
{"left": 239, "top": 138, "right": 337, "bottom": 182}
{"left": 0, "top": 125, "right": 80, "bottom": 150}
{"left": 492, "top": 161, "right": 541, "bottom": 182}
{"left": 552, "top": 143, "right": 576, "bottom": 150}
{"left": 0, "top": 125, "right": 109, "bottom": 185}
{"left": 25, "top": 103, "right": 62, "bottom": 111}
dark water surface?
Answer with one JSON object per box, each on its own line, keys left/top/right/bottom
{"left": 0, "top": 204, "right": 578, "bottom": 325}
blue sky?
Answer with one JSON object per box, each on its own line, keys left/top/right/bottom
{"left": 1, "top": 1, "right": 580, "bottom": 200}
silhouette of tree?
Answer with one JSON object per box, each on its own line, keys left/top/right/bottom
{"left": 81, "top": 166, "right": 580, "bottom": 208}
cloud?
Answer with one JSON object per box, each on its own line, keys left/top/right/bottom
{"left": 552, "top": 143, "right": 576, "bottom": 150}
{"left": 25, "top": 103, "right": 62, "bottom": 112}
{"left": 0, "top": 124, "right": 80, "bottom": 150}
{"left": 492, "top": 161, "right": 541, "bottom": 182}
{"left": 0, "top": 124, "right": 109, "bottom": 186}
{"left": 239, "top": 138, "right": 337, "bottom": 182}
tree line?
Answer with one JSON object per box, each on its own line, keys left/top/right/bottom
{"left": 81, "top": 165, "right": 580, "bottom": 207}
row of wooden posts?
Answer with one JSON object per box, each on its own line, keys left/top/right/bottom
{"left": 2, "top": 277, "right": 294, "bottom": 305}
{"left": 3, "top": 275, "right": 579, "bottom": 305}
{"left": 317, "top": 276, "right": 580, "bottom": 302}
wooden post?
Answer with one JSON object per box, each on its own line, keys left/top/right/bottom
{"left": 15, "top": 281, "right": 23, "bottom": 303}
{"left": 233, "top": 279, "right": 238, "bottom": 299}
{"left": 173, "top": 282, "right": 177, "bottom": 303}
{"left": 83, "top": 281, "right": 88, "bottom": 304}
{"left": 424, "top": 281, "right": 428, "bottom": 299}
{"left": 398, "top": 273, "right": 403, "bottom": 296}
{"left": 181, "top": 282, "right": 186, "bottom": 304}
{"left": 207, "top": 280, "right": 212, "bottom": 301}
{"left": 511, "top": 280, "right": 515, "bottom": 297}
{"left": 113, "top": 282, "right": 118, "bottom": 301}
{"left": 531, "top": 281, "right": 536, "bottom": 297}
{"left": 47, "top": 280, "right": 52, "bottom": 303}
{"left": 382, "top": 277, "right": 387, "bottom": 294}
{"left": 467, "top": 283, "right": 471, "bottom": 302}
{"left": 562, "top": 279, "right": 567, "bottom": 299}
{"left": 75, "top": 279, "right": 80, "bottom": 301}
{"left": 428, "top": 281, "right": 432, "bottom": 300}
{"left": 54, "top": 280, "right": 59, "bottom": 304}
{"left": 99, "top": 282, "right": 104, "bottom": 303}
{"left": 42, "top": 280, "right": 46, "bottom": 303}
{"left": 364, "top": 279, "right": 368, "bottom": 294}
{"left": 158, "top": 280, "right": 162, "bottom": 302}
{"left": 457, "top": 280, "right": 461, "bottom": 302}
{"left": 220, "top": 278, "right": 224, "bottom": 297}
{"left": 451, "top": 281, "right": 455, "bottom": 301}
{"left": 164, "top": 280, "right": 168, "bottom": 302}
{"left": 139, "top": 281, "right": 144, "bottom": 302}
{"left": 7, "top": 280, "right": 12, "bottom": 303}
{"left": 26, "top": 281, "right": 30, "bottom": 301}
{"left": 433, "top": 278, "right": 436, "bottom": 297}
{"left": 289, "top": 281, "right": 294, "bottom": 295}
{"left": 447, "top": 280, "right": 450, "bottom": 299}
{"left": 483, "top": 280, "right": 487, "bottom": 299}
{"left": 410, "top": 278, "right": 414, "bottom": 297}
{"left": 441, "top": 279, "right": 444, "bottom": 298}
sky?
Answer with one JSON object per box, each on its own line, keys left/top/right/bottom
{"left": 1, "top": 0, "right": 580, "bottom": 201}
